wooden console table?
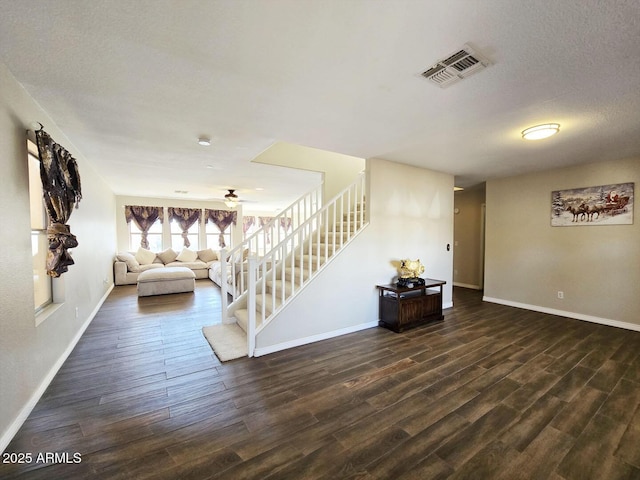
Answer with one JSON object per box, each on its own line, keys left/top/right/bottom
{"left": 376, "top": 279, "right": 446, "bottom": 332}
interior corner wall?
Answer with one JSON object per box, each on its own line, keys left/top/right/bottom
{"left": 484, "top": 157, "right": 640, "bottom": 326}
{"left": 255, "top": 157, "right": 454, "bottom": 351}
{"left": 0, "top": 62, "right": 117, "bottom": 451}
{"left": 453, "top": 184, "right": 486, "bottom": 289}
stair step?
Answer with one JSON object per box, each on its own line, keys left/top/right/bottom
{"left": 304, "top": 243, "right": 342, "bottom": 256}
{"left": 283, "top": 266, "right": 313, "bottom": 281}
{"left": 340, "top": 221, "right": 365, "bottom": 228}
{"left": 317, "top": 231, "right": 353, "bottom": 242}
{"left": 235, "top": 291, "right": 283, "bottom": 333}
{"left": 235, "top": 309, "right": 252, "bottom": 332}
{"left": 294, "top": 253, "right": 326, "bottom": 268}
{"left": 266, "top": 279, "right": 294, "bottom": 297}
{"left": 235, "top": 297, "right": 277, "bottom": 333}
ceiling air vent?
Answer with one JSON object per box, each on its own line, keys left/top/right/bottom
{"left": 421, "top": 44, "right": 490, "bottom": 88}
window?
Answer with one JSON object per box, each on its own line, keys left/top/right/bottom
{"left": 129, "top": 220, "right": 163, "bottom": 251}
{"left": 28, "top": 141, "right": 52, "bottom": 312}
{"left": 206, "top": 221, "right": 232, "bottom": 251}
{"left": 171, "top": 218, "right": 199, "bottom": 251}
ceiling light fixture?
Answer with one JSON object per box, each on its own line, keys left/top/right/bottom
{"left": 224, "top": 189, "right": 238, "bottom": 208}
{"left": 521, "top": 123, "right": 560, "bottom": 140}
{"left": 198, "top": 137, "right": 211, "bottom": 146}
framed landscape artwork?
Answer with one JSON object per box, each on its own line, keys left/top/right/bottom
{"left": 551, "top": 182, "right": 634, "bottom": 227}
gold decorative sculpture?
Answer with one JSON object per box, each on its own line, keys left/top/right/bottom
{"left": 397, "top": 259, "right": 425, "bottom": 287}
{"left": 399, "top": 259, "right": 425, "bottom": 279}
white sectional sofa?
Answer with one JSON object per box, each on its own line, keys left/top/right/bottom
{"left": 114, "top": 247, "right": 217, "bottom": 286}
{"left": 208, "top": 248, "right": 251, "bottom": 296}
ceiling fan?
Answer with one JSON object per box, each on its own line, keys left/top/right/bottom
{"left": 224, "top": 189, "right": 239, "bottom": 208}
{"left": 210, "top": 188, "right": 255, "bottom": 207}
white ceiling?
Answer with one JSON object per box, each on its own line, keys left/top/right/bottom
{"left": 1, "top": 0, "right": 639, "bottom": 209}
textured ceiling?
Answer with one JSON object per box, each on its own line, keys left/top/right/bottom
{"left": 1, "top": 0, "right": 639, "bottom": 209}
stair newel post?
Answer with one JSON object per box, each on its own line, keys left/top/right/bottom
{"left": 220, "top": 248, "right": 230, "bottom": 323}
{"left": 247, "top": 256, "right": 257, "bottom": 357}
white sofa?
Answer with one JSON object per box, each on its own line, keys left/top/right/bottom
{"left": 208, "top": 260, "right": 248, "bottom": 296}
{"left": 208, "top": 249, "right": 250, "bottom": 296}
{"left": 114, "top": 247, "right": 217, "bottom": 286}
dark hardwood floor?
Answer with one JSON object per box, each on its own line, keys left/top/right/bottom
{"left": 3, "top": 282, "right": 640, "bottom": 479}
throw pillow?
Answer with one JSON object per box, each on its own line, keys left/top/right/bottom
{"left": 176, "top": 248, "right": 198, "bottom": 263}
{"left": 135, "top": 247, "right": 157, "bottom": 265}
{"left": 157, "top": 248, "right": 178, "bottom": 264}
{"left": 197, "top": 248, "right": 217, "bottom": 262}
{"left": 116, "top": 252, "right": 140, "bottom": 272}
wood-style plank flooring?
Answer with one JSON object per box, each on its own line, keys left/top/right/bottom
{"left": 2, "top": 282, "right": 640, "bottom": 479}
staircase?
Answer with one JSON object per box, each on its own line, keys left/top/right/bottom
{"left": 220, "top": 172, "right": 367, "bottom": 357}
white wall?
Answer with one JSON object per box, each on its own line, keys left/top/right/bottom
{"left": 253, "top": 141, "right": 366, "bottom": 202}
{"left": 255, "top": 157, "right": 454, "bottom": 352}
{"left": 115, "top": 195, "right": 243, "bottom": 253}
{"left": 485, "top": 157, "right": 640, "bottom": 327}
{"left": 0, "top": 62, "right": 116, "bottom": 450}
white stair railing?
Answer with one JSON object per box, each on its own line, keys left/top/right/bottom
{"left": 244, "top": 172, "right": 367, "bottom": 356}
{"left": 220, "top": 183, "right": 323, "bottom": 320}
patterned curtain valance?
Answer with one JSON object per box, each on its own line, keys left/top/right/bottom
{"left": 168, "top": 207, "right": 201, "bottom": 248}
{"left": 279, "top": 217, "right": 293, "bottom": 232}
{"left": 258, "top": 216, "right": 274, "bottom": 228}
{"left": 259, "top": 216, "right": 274, "bottom": 243}
{"left": 124, "top": 205, "right": 164, "bottom": 249}
{"left": 34, "top": 126, "right": 82, "bottom": 277}
{"left": 243, "top": 216, "right": 255, "bottom": 236}
{"left": 205, "top": 209, "right": 237, "bottom": 248}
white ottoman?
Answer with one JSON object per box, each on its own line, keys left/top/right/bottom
{"left": 137, "top": 267, "right": 196, "bottom": 297}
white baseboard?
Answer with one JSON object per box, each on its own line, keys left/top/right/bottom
{"left": 482, "top": 296, "right": 640, "bottom": 333}
{"left": 443, "top": 301, "right": 453, "bottom": 310}
{"left": 253, "top": 320, "right": 379, "bottom": 357}
{"left": 0, "top": 285, "right": 114, "bottom": 454}
{"left": 453, "top": 282, "right": 482, "bottom": 290}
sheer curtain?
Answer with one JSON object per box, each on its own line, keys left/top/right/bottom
{"left": 34, "top": 127, "right": 82, "bottom": 277}
{"left": 125, "top": 205, "right": 164, "bottom": 249}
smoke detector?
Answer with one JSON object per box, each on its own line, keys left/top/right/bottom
{"left": 421, "top": 44, "right": 490, "bottom": 88}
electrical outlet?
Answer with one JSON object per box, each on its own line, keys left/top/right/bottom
{"left": 557, "top": 291, "right": 564, "bottom": 299}
{"left": 75, "top": 307, "right": 79, "bottom": 319}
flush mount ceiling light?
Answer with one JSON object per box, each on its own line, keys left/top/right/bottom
{"left": 521, "top": 123, "right": 560, "bottom": 140}
{"left": 198, "top": 137, "right": 211, "bottom": 146}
